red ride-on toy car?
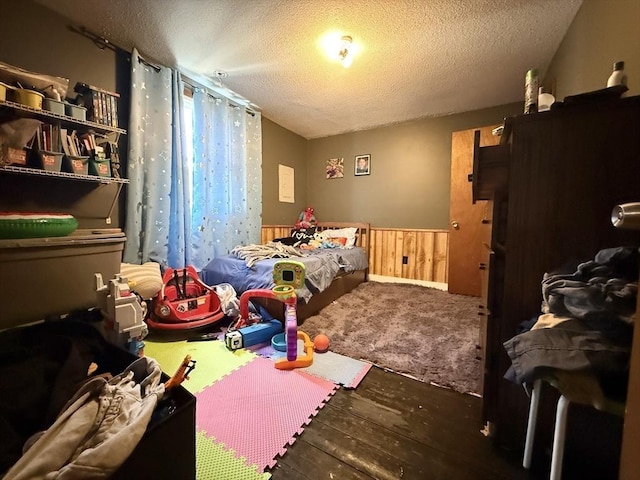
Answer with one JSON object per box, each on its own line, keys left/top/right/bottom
{"left": 147, "top": 266, "right": 224, "bottom": 330}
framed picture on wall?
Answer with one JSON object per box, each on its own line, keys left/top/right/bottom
{"left": 355, "top": 154, "right": 371, "bottom": 176}
{"left": 326, "top": 157, "right": 344, "bottom": 179}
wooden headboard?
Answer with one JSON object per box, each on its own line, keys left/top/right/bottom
{"left": 261, "top": 222, "right": 370, "bottom": 253}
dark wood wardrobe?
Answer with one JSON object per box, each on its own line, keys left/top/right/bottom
{"left": 475, "top": 94, "right": 640, "bottom": 476}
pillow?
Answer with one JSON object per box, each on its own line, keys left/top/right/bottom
{"left": 317, "top": 227, "right": 358, "bottom": 247}
{"left": 120, "top": 261, "right": 163, "bottom": 300}
{"left": 290, "top": 226, "right": 316, "bottom": 245}
{"left": 327, "top": 237, "right": 347, "bottom": 247}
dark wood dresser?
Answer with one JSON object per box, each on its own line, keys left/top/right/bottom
{"left": 474, "top": 94, "right": 640, "bottom": 471}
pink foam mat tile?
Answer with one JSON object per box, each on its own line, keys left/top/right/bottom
{"left": 195, "top": 356, "right": 338, "bottom": 470}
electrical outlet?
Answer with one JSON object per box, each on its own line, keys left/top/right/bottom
{"left": 402, "top": 256, "right": 408, "bottom": 265}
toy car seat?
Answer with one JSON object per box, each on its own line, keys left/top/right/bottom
{"left": 147, "top": 266, "right": 224, "bottom": 330}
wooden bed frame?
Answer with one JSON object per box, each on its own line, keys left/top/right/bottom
{"left": 258, "top": 222, "right": 370, "bottom": 321}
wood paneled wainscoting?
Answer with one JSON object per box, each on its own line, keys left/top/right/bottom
{"left": 261, "top": 225, "right": 449, "bottom": 284}
{"left": 369, "top": 228, "right": 448, "bottom": 283}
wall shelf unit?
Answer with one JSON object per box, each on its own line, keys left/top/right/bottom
{"left": 0, "top": 164, "right": 128, "bottom": 184}
{"left": 0, "top": 165, "right": 128, "bottom": 224}
{"left": 0, "top": 99, "right": 126, "bottom": 135}
{"left": 0, "top": 97, "right": 128, "bottom": 226}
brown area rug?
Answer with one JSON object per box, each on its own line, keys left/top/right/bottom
{"left": 300, "top": 281, "right": 481, "bottom": 395}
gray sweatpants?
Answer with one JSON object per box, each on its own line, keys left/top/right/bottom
{"left": 4, "top": 356, "right": 165, "bottom": 480}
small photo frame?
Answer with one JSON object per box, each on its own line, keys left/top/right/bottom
{"left": 355, "top": 154, "right": 371, "bottom": 176}
{"left": 326, "top": 157, "right": 344, "bottom": 179}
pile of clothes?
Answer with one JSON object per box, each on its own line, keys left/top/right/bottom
{"left": 0, "top": 320, "right": 165, "bottom": 479}
{"left": 504, "top": 246, "right": 638, "bottom": 405}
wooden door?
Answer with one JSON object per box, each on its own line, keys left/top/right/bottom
{"left": 448, "top": 125, "right": 501, "bottom": 296}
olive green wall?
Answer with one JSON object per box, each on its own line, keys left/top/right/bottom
{"left": 261, "top": 117, "right": 308, "bottom": 224}
{"left": 303, "top": 103, "right": 522, "bottom": 229}
{"left": 544, "top": 0, "right": 640, "bottom": 100}
{"left": 0, "top": 0, "right": 118, "bottom": 100}
{"left": 262, "top": 103, "right": 522, "bottom": 229}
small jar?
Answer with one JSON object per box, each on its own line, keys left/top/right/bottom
{"left": 538, "top": 87, "right": 555, "bottom": 112}
{"left": 607, "top": 61, "right": 627, "bottom": 88}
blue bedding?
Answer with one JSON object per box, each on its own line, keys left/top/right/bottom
{"left": 200, "top": 247, "right": 368, "bottom": 303}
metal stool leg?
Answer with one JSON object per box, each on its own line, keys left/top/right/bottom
{"left": 550, "top": 395, "right": 570, "bottom": 480}
{"left": 523, "top": 378, "right": 542, "bottom": 468}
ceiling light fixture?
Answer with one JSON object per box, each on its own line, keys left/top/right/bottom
{"left": 338, "top": 35, "right": 353, "bottom": 68}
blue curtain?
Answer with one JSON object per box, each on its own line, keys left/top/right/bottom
{"left": 190, "top": 89, "right": 262, "bottom": 269}
{"left": 124, "top": 48, "right": 262, "bottom": 270}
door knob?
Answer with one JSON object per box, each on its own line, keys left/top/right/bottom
{"left": 612, "top": 203, "right": 640, "bottom": 230}
{"left": 451, "top": 221, "right": 459, "bottom": 229}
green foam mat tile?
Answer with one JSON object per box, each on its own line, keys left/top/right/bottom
{"left": 143, "top": 338, "right": 256, "bottom": 393}
{"left": 196, "top": 431, "right": 271, "bottom": 480}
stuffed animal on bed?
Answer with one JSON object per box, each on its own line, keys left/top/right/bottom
{"left": 296, "top": 207, "right": 317, "bottom": 229}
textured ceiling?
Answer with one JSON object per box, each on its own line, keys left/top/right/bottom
{"left": 34, "top": 0, "right": 583, "bottom": 139}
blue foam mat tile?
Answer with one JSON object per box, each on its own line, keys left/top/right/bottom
{"left": 253, "top": 340, "right": 372, "bottom": 388}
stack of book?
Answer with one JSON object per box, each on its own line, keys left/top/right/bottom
{"left": 31, "top": 123, "right": 61, "bottom": 153}
{"left": 59, "top": 129, "right": 103, "bottom": 158}
{"left": 74, "top": 82, "right": 120, "bottom": 127}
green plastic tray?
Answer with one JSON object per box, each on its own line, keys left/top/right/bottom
{"left": 0, "top": 213, "right": 78, "bottom": 239}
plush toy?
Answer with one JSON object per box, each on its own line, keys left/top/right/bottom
{"left": 296, "top": 207, "right": 317, "bottom": 229}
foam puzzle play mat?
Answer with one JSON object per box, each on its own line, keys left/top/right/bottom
{"left": 144, "top": 333, "right": 372, "bottom": 479}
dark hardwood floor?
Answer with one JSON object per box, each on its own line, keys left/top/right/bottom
{"left": 268, "top": 366, "right": 623, "bottom": 479}
{"left": 268, "top": 366, "right": 543, "bottom": 480}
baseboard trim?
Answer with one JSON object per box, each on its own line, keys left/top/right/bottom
{"left": 368, "top": 274, "right": 448, "bottom": 291}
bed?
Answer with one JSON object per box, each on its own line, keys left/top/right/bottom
{"left": 200, "top": 222, "right": 370, "bottom": 320}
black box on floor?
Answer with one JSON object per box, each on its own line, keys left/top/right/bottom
{"left": 0, "top": 320, "right": 196, "bottom": 479}
{"left": 112, "top": 385, "right": 196, "bottom": 479}
{"left": 106, "top": 343, "right": 196, "bottom": 480}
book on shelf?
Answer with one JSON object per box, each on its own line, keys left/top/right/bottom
{"left": 73, "top": 82, "right": 120, "bottom": 127}
{"left": 79, "top": 132, "right": 97, "bottom": 152}
{"left": 92, "top": 93, "right": 101, "bottom": 124}
{"left": 102, "top": 92, "right": 111, "bottom": 127}
{"left": 33, "top": 123, "right": 61, "bottom": 152}
{"left": 43, "top": 125, "right": 50, "bottom": 151}
{"left": 109, "top": 95, "right": 118, "bottom": 127}
{"left": 66, "top": 130, "right": 81, "bottom": 157}
{"left": 60, "top": 128, "right": 70, "bottom": 156}
{"left": 98, "top": 139, "right": 121, "bottom": 178}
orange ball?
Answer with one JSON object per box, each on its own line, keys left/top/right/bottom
{"left": 313, "top": 334, "right": 330, "bottom": 353}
